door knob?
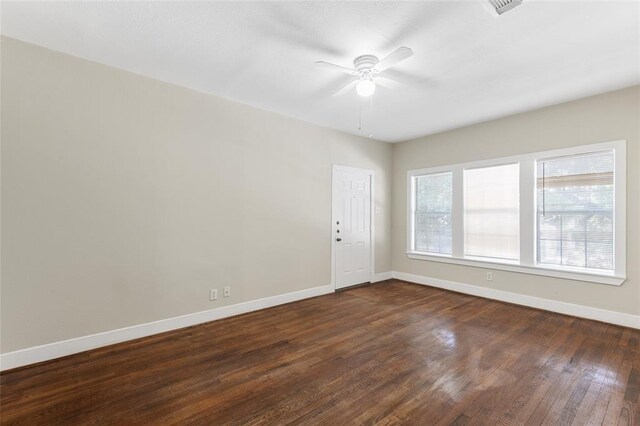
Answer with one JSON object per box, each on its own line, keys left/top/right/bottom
{"left": 336, "top": 237, "right": 342, "bottom": 242}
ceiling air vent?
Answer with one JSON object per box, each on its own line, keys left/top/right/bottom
{"left": 486, "top": 0, "right": 523, "bottom": 15}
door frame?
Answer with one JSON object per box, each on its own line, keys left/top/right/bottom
{"left": 331, "top": 164, "right": 375, "bottom": 290}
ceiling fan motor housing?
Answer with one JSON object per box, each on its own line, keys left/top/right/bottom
{"left": 354, "top": 55, "right": 379, "bottom": 74}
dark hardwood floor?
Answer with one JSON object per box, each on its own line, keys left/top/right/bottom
{"left": 1, "top": 280, "right": 638, "bottom": 425}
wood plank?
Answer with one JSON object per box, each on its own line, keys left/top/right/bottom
{"left": 1, "top": 280, "right": 638, "bottom": 425}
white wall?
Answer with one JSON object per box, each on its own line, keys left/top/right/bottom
{"left": 391, "top": 85, "right": 640, "bottom": 316}
{"left": 0, "top": 37, "right": 392, "bottom": 353}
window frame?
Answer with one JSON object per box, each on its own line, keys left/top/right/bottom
{"left": 413, "top": 171, "right": 454, "bottom": 256}
{"left": 463, "top": 162, "right": 521, "bottom": 262}
{"left": 406, "top": 140, "right": 626, "bottom": 286}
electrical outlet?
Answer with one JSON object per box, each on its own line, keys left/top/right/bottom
{"left": 223, "top": 286, "right": 231, "bottom": 298}
{"left": 209, "top": 289, "right": 218, "bottom": 301}
{"left": 486, "top": 272, "right": 493, "bottom": 281}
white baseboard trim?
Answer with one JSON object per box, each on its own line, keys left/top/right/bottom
{"left": 5, "top": 273, "right": 636, "bottom": 371}
{"left": 392, "top": 271, "right": 640, "bottom": 330}
{"left": 372, "top": 271, "right": 393, "bottom": 283}
{"left": 0, "top": 284, "right": 334, "bottom": 371}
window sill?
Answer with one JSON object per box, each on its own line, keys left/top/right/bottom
{"left": 406, "top": 252, "right": 625, "bottom": 286}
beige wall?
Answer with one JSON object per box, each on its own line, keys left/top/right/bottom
{"left": 0, "top": 37, "right": 392, "bottom": 353}
{"left": 392, "top": 85, "right": 640, "bottom": 316}
{"left": 2, "top": 36, "right": 638, "bottom": 355}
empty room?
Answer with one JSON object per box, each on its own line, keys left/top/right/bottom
{"left": 1, "top": 0, "right": 639, "bottom": 424}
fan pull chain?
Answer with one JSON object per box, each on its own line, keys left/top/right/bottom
{"left": 358, "top": 100, "right": 362, "bottom": 131}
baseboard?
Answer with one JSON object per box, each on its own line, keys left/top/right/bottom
{"left": 392, "top": 271, "right": 640, "bottom": 330}
{"left": 372, "top": 271, "right": 393, "bottom": 283}
{"left": 5, "top": 273, "right": 636, "bottom": 371}
{"left": 0, "top": 284, "right": 334, "bottom": 371}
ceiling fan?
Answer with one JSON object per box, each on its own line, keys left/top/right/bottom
{"left": 315, "top": 46, "right": 414, "bottom": 97}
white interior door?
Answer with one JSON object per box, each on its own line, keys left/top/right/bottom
{"left": 332, "top": 166, "right": 372, "bottom": 289}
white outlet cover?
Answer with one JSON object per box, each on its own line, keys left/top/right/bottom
{"left": 223, "top": 286, "right": 231, "bottom": 297}
{"left": 210, "top": 289, "right": 218, "bottom": 301}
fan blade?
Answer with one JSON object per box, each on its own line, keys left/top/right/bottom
{"left": 375, "top": 76, "right": 408, "bottom": 89}
{"left": 376, "top": 46, "right": 414, "bottom": 72}
{"left": 316, "top": 61, "right": 355, "bottom": 75}
{"left": 378, "top": 69, "right": 425, "bottom": 86}
{"left": 332, "top": 78, "right": 358, "bottom": 96}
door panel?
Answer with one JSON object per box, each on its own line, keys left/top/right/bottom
{"left": 333, "top": 168, "right": 371, "bottom": 289}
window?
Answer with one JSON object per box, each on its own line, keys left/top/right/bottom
{"left": 407, "top": 140, "right": 626, "bottom": 286}
{"left": 464, "top": 164, "right": 519, "bottom": 261}
{"left": 537, "top": 151, "right": 614, "bottom": 271}
{"left": 414, "top": 172, "right": 452, "bottom": 255}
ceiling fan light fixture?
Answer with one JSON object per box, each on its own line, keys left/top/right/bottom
{"left": 356, "top": 77, "right": 376, "bottom": 97}
{"left": 316, "top": 46, "right": 412, "bottom": 98}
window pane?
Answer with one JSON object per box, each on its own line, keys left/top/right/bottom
{"left": 537, "top": 151, "right": 614, "bottom": 270}
{"left": 464, "top": 164, "right": 519, "bottom": 260}
{"left": 414, "top": 172, "right": 452, "bottom": 254}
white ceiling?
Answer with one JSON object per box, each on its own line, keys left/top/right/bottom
{"left": 2, "top": 1, "right": 639, "bottom": 142}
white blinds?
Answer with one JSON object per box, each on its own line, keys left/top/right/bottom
{"left": 537, "top": 150, "right": 614, "bottom": 270}
{"left": 414, "top": 172, "right": 452, "bottom": 254}
{"left": 464, "top": 164, "right": 520, "bottom": 260}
